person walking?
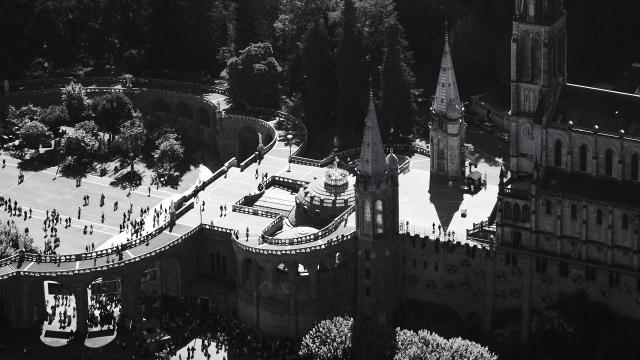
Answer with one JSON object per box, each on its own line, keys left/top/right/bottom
{"left": 78, "top": 207, "right": 81, "bottom": 219}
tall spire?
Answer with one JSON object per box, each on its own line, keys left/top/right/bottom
{"left": 358, "top": 89, "right": 387, "bottom": 176}
{"left": 432, "top": 23, "right": 462, "bottom": 117}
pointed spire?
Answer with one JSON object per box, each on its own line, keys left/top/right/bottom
{"left": 432, "top": 23, "right": 462, "bottom": 118}
{"left": 358, "top": 87, "right": 387, "bottom": 177}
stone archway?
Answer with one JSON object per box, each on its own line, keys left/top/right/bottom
{"left": 159, "top": 257, "right": 182, "bottom": 299}
{"left": 238, "top": 125, "right": 259, "bottom": 162}
{"left": 197, "top": 106, "right": 210, "bottom": 128}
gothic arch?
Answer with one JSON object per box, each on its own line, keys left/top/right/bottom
{"left": 532, "top": 33, "right": 542, "bottom": 83}
{"left": 518, "top": 31, "right": 532, "bottom": 82}
{"left": 513, "top": 203, "right": 522, "bottom": 222}
{"left": 631, "top": 153, "right": 639, "bottom": 181}
{"left": 152, "top": 98, "right": 171, "bottom": 114}
{"left": 503, "top": 201, "right": 513, "bottom": 219}
{"left": 522, "top": 205, "right": 530, "bottom": 222}
{"left": 579, "top": 144, "right": 588, "bottom": 172}
{"left": 196, "top": 106, "right": 210, "bottom": 128}
{"left": 175, "top": 102, "right": 193, "bottom": 120}
{"left": 375, "top": 200, "right": 384, "bottom": 234}
{"left": 604, "top": 148, "right": 614, "bottom": 176}
{"left": 554, "top": 139, "right": 563, "bottom": 167}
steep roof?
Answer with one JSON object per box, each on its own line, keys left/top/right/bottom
{"left": 540, "top": 167, "right": 640, "bottom": 208}
{"left": 358, "top": 92, "right": 387, "bottom": 177}
{"left": 549, "top": 83, "right": 640, "bottom": 137}
{"left": 432, "top": 30, "right": 462, "bottom": 118}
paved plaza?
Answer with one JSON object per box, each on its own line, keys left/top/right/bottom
{"left": 0, "top": 153, "right": 199, "bottom": 254}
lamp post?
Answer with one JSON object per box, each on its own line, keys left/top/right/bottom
{"left": 287, "top": 134, "right": 293, "bottom": 172}
{"left": 195, "top": 196, "right": 202, "bottom": 224}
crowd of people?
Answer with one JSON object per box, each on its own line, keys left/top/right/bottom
{"left": 44, "top": 288, "right": 75, "bottom": 332}
{"left": 153, "top": 309, "right": 299, "bottom": 360}
{"left": 88, "top": 291, "right": 121, "bottom": 332}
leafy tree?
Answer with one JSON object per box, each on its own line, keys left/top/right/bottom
{"left": 18, "top": 120, "right": 51, "bottom": 153}
{"left": 301, "top": 20, "right": 339, "bottom": 135}
{"left": 61, "top": 81, "right": 90, "bottom": 124}
{"left": 75, "top": 120, "right": 99, "bottom": 138}
{"left": 334, "top": 0, "right": 368, "bottom": 145}
{"left": 119, "top": 113, "right": 147, "bottom": 173}
{"left": 62, "top": 130, "right": 99, "bottom": 164}
{"left": 299, "top": 316, "right": 497, "bottom": 360}
{"left": 380, "top": 23, "right": 416, "bottom": 141}
{"left": 153, "top": 132, "right": 184, "bottom": 178}
{"left": 299, "top": 316, "right": 352, "bottom": 360}
{"left": 39, "top": 105, "right": 69, "bottom": 139}
{"left": 92, "top": 92, "right": 135, "bottom": 136}
{"left": 0, "top": 222, "right": 37, "bottom": 260}
{"left": 6, "top": 104, "right": 42, "bottom": 129}
{"left": 226, "top": 42, "right": 282, "bottom": 109}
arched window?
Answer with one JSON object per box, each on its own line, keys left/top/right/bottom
{"left": 503, "top": 202, "right": 513, "bottom": 219}
{"left": 363, "top": 199, "right": 371, "bottom": 229}
{"left": 375, "top": 200, "right": 384, "bottom": 234}
{"left": 522, "top": 205, "right": 530, "bottom": 222}
{"left": 622, "top": 214, "right": 629, "bottom": 230}
{"left": 631, "top": 154, "right": 639, "bottom": 181}
{"left": 596, "top": 209, "right": 602, "bottom": 225}
{"left": 554, "top": 140, "right": 562, "bottom": 167}
{"left": 519, "top": 32, "right": 532, "bottom": 82}
{"left": 570, "top": 204, "right": 577, "bottom": 220}
{"left": 513, "top": 203, "right": 521, "bottom": 222}
{"left": 579, "top": 144, "right": 588, "bottom": 172}
{"left": 532, "top": 35, "right": 542, "bottom": 83}
{"left": 605, "top": 149, "right": 614, "bottom": 176}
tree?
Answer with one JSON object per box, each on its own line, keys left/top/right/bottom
{"left": 40, "top": 105, "right": 69, "bottom": 139}
{"left": 334, "top": 0, "right": 368, "bottom": 145}
{"left": 92, "top": 92, "right": 135, "bottom": 136}
{"left": 0, "top": 222, "right": 37, "bottom": 260}
{"left": 19, "top": 120, "right": 51, "bottom": 153}
{"left": 75, "top": 120, "right": 99, "bottom": 138}
{"left": 6, "top": 104, "right": 42, "bottom": 130}
{"left": 380, "top": 23, "right": 416, "bottom": 141}
{"left": 119, "top": 113, "right": 147, "bottom": 174}
{"left": 226, "top": 42, "right": 282, "bottom": 109}
{"left": 153, "top": 132, "right": 184, "bottom": 179}
{"left": 299, "top": 316, "right": 497, "bottom": 360}
{"left": 301, "top": 20, "right": 339, "bottom": 135}
{"left": 61, "top": 81, "right": 90, "bottom": 124}
{"left": 299, "top": 316, "right": 352, "bottom": 360}
{"left": 62, "top": 130, "right": 98, "bottom": 165}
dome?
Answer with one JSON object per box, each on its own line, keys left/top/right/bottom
{"left": 446, "top": 100, "right": 462, "bottom": 119}
{"left": 386, "top": 151, "right": 399, "bottom": 171}
{"left": 290, "top": 163, "right": 355, "bottom": 227}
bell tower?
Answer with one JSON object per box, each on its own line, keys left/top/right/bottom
{"left": 429, "top": 25, "right": 466, "bottom": 179}
{"left": 509, "top": 0, "right": 566, "bottom": 173}
{"left": 355, "top": 90, "right": 400, "bottom": 325}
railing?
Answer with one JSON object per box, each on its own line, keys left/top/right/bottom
{"left": 234, "top": 232, "right": 355, "bottom": 255}
{"left": 245, "top": 106, "right": 309, "bottom": 157}
{"left": 290, "top": 143, "right": 429, "bottom": 168}
{"left": 239, "top": 152, "right": 258, "bottom": 171}
{"left": 260, "top": 205, "right": 355, "bottom": 246}
{"left": 231, "top": 204, "right": 281, "bottom": 219}
{"left": 261, "top": 216, "right": 285, "bottom": 237}
{"left": 0, "top": 223, "right": 239, "bottom": 279}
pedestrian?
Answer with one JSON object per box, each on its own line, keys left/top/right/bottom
{"left": 90, "top": 225, "right": 93, "bottom": 235}
{"left": 148, "top": 185, "right": 151, "bottom": 197}
{"left": 246, "top": 227, "right": 249, "bottom": 241}
{"left": 101, "top": 212, "right": 105, "bottom": 224}
{"left": 78, "top": 207, "right": 81, "bottom": 219}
